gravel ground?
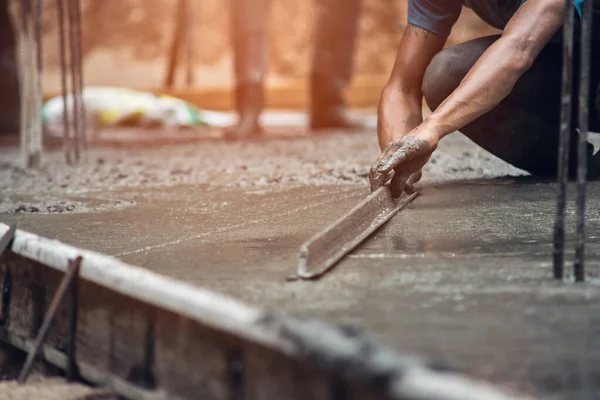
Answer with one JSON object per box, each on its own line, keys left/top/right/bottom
{"left": 0, "top": 128, "right": 525, "bottom": 215}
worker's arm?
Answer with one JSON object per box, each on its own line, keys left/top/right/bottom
{"left": 377, "top": 24, "right": 446, "bottom": 150}
{"left": 371, "top": 0, "right": 567, "bottom": 192}
{"left": 421, "top": 0, "right": 565, "bottom": 141}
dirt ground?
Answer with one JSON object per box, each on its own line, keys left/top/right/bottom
{"left": 0, "top": 376, "right": 111, "bottom": 400}
{"left": 0, "top": 125, "right": 524, "bottom": 214}
{"left": 0, "top": 345, "right": 111, "bottom": 400}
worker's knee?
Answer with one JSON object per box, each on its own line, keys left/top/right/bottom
{"left": 422, "top": 36, "right": 498, "bottom": 111}
{"left": 422, "top": 48, "right": 467, "bottom": 111}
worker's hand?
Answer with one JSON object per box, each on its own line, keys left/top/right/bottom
{"left": 369, "top": 131, "right": 438, "bottom": 197}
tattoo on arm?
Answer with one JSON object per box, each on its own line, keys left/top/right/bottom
{"left": 404, "top": 24, "right": 431, "bottom": 38}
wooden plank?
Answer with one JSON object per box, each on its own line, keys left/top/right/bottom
{"left": 295, "top": 187, "right": 419, "bottom": 280}
{"left": 242, "top": 340, "right": 334, "bottom": 400}
{"left": 153, "top": 312, "right": 231, "bottom": 399}
{"left": 18, "top": 257, "right": 81, "bottom": 382}
{"left": 0, "top": 331, "right": 166, "bottom": 400}
{"left": 0, "top": 224, "right": 16, "bottom": 255}
{"left": 0, "top": 223, "right": 531, "bottom": 400}
{"left": 9, "top": 0, "right": 43, "bottom": 168}
{"left": 1, "top": 225, "right": 266, "bottom": 345}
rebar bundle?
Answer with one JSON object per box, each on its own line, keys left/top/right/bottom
{"left": 9, "top": 0, "right": 86, "bottom": 167}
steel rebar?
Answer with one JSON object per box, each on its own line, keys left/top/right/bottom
{"left": 67, "top": 0, "right": 80, "bottom": 163}
{"left": 57, "top": 0, "right": 72, "bottom": 164}
{"left": 35, "top": 0, "right": 42, "bottom": 91}
{"left": 574, "top": 0, "right": 593, "bottom": 282}
{"left": 553, "top": 0, "right": 576, "bottom": 280}
{"left": 32, "top": 0, "right": 43, "bottom": 168}
{"left": 72, "top": 0, "right": 86, "bottom": 151}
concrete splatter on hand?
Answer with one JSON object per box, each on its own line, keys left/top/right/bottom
{"left": 369, "top": 135, "right": 435, "bottom": 197}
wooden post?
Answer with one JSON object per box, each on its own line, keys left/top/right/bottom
{"left": 8, "top": 0, "right": 43, "bottom": 169}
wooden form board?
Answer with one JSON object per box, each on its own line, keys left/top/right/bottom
{"left": 0, "top": 223, "right": 529, "bottom": 400}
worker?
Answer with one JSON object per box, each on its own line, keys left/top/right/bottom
{"left": 226, "top": 0, "right": 362, "bottom": 140}
{"left": 370, "top": 0, "right": 600, "bottom": 196}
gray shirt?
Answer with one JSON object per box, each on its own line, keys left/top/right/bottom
{"left": 407, "top": 0, "right": 523, "bottom": 37}
{"left": 407, "top": 0, "right": 593, "bottom": 45}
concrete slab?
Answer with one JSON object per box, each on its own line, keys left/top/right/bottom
{"left": 3, "top": 130, "right": 600, "bottom": 398}
{"left": 2, "top": 179, "right": 600, "bottom": 399}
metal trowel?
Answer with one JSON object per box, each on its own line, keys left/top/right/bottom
{"left": 288, "top": 184, "right": 419, "bottom": 281}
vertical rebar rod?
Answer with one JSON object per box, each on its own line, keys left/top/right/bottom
{"left": 57, "top": 0, "right": 71, "bottom": 164}
{"left": 32, "top": 0, "right": 43, "bottom": 167}
{"left": 67, "top": 0, "right": 80, "bottom": 163}
{"left": 574, "top": 0, "right": 593, "bottom": 282}
{"left": 35, "top": 0, "right": 42, "bottom": 75}
{"left": 553, "top": 0, "right": 575, "bottom": 280}
{"left": 72, "top": 0, "right": 86, "bottom": 151}
{"left": 17, "top": 0, "right": 32, "bottom": 167}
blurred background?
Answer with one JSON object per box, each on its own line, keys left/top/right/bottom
{"left": 0, "top": 0, "right": 501, "bottom": 137}
{"left": 38, "top": 0, "right": 498, "bottom": 104}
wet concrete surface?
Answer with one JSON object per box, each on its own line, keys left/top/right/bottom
{"left": 3, "top": 130, "right": 600, "bottom": 398}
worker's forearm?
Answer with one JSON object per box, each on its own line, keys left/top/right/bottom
{"left": 377, "top": 84, "right": 423, "bottom": 149}
{"left": 377, "top": 24, "right": 446, "bottom": 149}
{"left": 420, "top": 0, "right": 564, "bottom": 140}
{"left": 420, "top": 37, "right": 530, "bottom": 139}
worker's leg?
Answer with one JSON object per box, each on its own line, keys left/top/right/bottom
{"left": 310, "top": 0, "right": 362, "bottom": 131}
{"left": 422, "top": 33, "right": 600, "bottom": 178}
{"left": 225, "top": 0, "right": 269, "bottom": 140}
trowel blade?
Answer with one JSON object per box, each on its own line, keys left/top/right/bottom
{"left": 293, "top": 186, "right": 419, "bottom": 280}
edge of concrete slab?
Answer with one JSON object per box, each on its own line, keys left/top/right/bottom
{"left": 0, "top": 222, "right": 532, "bottom": 400}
